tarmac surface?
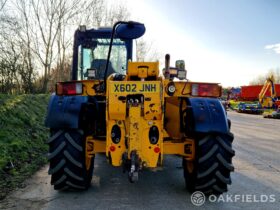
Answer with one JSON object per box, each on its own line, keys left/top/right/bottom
{"left": 1, "top": 111, "right": 280, "bottom": 210}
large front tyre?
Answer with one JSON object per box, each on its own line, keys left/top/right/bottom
{"left": 183, "top": 132, "right": 235, "bottom": 195}
{"left": 47, "top": 129, "right": 94, "bottom": 190}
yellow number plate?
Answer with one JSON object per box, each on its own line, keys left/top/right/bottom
{"left": 110, "top": 82, "right": 160, "bottom": 93}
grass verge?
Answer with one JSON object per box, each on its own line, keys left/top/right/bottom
{"left": 0, "top": 94, "right": 50, "bottom": 200}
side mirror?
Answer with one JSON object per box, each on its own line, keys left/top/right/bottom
{"left": 116, "top": 21, "right": 145, "bottom": 40}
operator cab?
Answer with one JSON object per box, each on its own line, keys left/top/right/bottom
{"left": 72, "top": 22, "right": 145, "bottom": 81}
{"left": 78, "top": 38, "right": 128, "bottom": 80}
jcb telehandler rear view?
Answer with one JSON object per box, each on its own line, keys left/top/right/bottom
{"left": 45, "top": 21, "right": 235, "bottom": 194}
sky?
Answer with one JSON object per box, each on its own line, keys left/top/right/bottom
{"left": 124, "top": 0, "right": 280, "bottom": 87}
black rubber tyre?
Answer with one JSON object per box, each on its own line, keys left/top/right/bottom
{"left": 47, "top": 129, "right": 94, "bottom": 190}
{"left": 183, "top": 132, "right": 235, "bottom": 195}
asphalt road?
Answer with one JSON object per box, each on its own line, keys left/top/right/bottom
{"left": 1, "top": 111, "right": 280, "bottom": 210}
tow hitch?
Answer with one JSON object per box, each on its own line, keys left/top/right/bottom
{"left": 122, "top": 151, "right": 140, "bottom": 183}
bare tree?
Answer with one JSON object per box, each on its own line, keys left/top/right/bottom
{"left": 136, "top": 38, "right": 161, "bottom": 61}
{"left": 13, "top": 0, "right": 85, "bottom": 92}
{"left": 0, "top": 1, "right": 36, "bottom": 93}
{"left": 0, "top": 0, "right": 7, "bottom": 11}
{"left": 104, "top": 2, "right": 130, "bottom": 26}
{"left": 79, "top": 0, "right": 130, "bottom": 28}
{"left": 0, "top": 0, "right": 159, "bottom": 93}
{"left": 81, "top": 0, "right": 105, "bottom": 28}
{"left": 249, "top": 68, "right": 280, "bottom": 85}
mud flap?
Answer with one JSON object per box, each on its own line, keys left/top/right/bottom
{"left": 45, "top": 95, "right": 88, "bottom": 128}
{"left": 186, "top": 98, "right": 229, "bottom": 134}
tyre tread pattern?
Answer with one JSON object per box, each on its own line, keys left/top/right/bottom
{"left": 184, "top": 132, "right": 235, "bottom": 195}
{"left": 47, "top": 130, "right": 93, "bottom": 190}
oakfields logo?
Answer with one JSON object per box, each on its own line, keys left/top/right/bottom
{"left": 191, "top": 191, "right": 206, "bottom": 206}
{"left": 191, "top": 191, "right": 276, "bottom": 206}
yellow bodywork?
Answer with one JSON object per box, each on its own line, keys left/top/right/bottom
{"left": 81, "top": 61, "right": 212, "bottom": 168}
{"left": 127, "top": 62, "right": 159, "bottom": 80}
{"left": 106, "top": 74, "right": 163, "bottom": 167}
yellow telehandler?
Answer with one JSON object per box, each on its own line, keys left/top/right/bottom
{"left": 45, "top": 21, "right": 235, "bottom": 194}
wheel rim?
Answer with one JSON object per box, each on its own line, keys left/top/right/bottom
{"left": 186, "top": 161, "right": 194, "bottom": 173}
{"left": 85, "top": 138, "right": 94, "bottom": 171}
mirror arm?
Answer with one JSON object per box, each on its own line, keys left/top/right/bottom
{"left": 103, "top": 21, "right": 143, "bottom": 92}
{"left": 103, "top": 21, "right": 128, "bottom": 92}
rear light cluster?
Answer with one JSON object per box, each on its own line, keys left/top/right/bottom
{"left": 191, "top": 83, "right": 221, "bottom": 97}
{"left": 56, "top": 82, "right": 83, "bottom": 95}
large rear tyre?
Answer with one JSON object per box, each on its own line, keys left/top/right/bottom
{"left": 183, "top": 132, "right": 235, "bottom": 195}
{"left": 47, "top": 129, "right": 94, "bottom": 190}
